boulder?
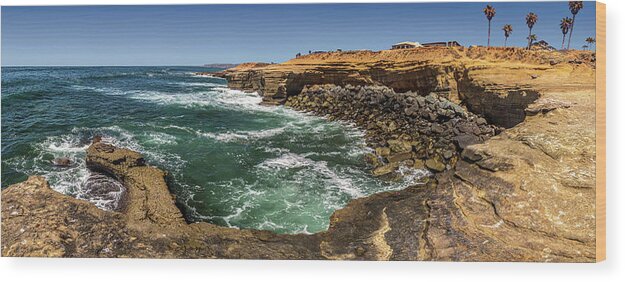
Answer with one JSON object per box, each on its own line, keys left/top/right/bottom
{"left": 476, "top": 157, "right": 515, "bottom": 172}
{"left": 375, "top": 147, "right": 391, "bottom": 157}
{"left": 412, "top": 159, "right": 426, "bottom": 170}
{"left": 461, "top": 146, "right": 484, "bottom": 162}
{"left": 364, "top": 153, "right": 383, "bottom": 167}
{"left": 372, "top": 163, "right": 398, "bottom": 176}
{"left": 387, "top": 139, "right": 412, "bottom": 153}
{"left": 525, "top": 98, "right": 572, "bottom": 116}
{"left": 453, "top": 134, "right": 480, "bottom": 149}
{"left": 431, "top": 124, "right": 445, "bottom": 134}
{"left": 425, "top": 157, "right": 446, "bottom": 172}
{"left": 386, "top": 152, "right": 412, "bottom": 163}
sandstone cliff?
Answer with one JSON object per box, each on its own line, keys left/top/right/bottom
{"left": 220, "top": 47, "right": 594, "bottom": 128}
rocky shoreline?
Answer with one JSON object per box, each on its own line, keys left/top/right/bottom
{"left": 286, "top": 84, "right": 501, "bottom": 176}
{"left": 2, "top": 47, "right": 598, "bottom": 261}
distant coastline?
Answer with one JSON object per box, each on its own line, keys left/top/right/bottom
{"left": 202, "top": 63, "right": 238, "bottom": 69}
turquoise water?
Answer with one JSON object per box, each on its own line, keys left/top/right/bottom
{"left": 1, "top": 66, "right": 428, "bottom": 234}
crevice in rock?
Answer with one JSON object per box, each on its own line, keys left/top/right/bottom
{"left": 418, "top": 199, "right": 434, "bottom": 260}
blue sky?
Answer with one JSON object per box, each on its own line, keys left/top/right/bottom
{"left": 1, "top": 2, "right": 597, "bottom": 66}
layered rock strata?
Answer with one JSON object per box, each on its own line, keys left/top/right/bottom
{"left": 220, "top": 47, "right": 593, "bottom": 127}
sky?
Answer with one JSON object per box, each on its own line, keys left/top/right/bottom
{"left": 1, "top": 2, "right": 597, "bottom": 66}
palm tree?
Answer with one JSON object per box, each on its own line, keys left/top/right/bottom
{"left": 567, "top": 1, "right": 584, "bottom": 50}
{"left": 585, "top": 37, "right": 596, "bottom": 51}
{"left": 527, "top": 34, "right": 537, "bottom": 49}
{"left": 483, "top": 5, "right": 496, "bottom": 47}
{"left": 502, "top": 24, "right": 513, "bottom": 47}
{"left": 525, "top": 12, "right": 538, "bottom": 49}
{"left": 560, "top": 17, "right": 573, "bottom": 50}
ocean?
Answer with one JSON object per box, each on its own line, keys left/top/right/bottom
{"left": 1, "top": 66, "right": 428, "bottom": 234}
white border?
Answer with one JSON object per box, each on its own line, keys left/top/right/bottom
{"left": 1, "top": 0, "right": 623, "bottom": 281}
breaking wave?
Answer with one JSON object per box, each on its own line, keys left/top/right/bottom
{"left": 5, "top": 125, "right": 187, "bottom": 211}
{"left": 257, "top": 152, "right": 364, "bottom": 198}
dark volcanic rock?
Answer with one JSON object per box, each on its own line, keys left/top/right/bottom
{"left": 453, "top": 134, "right": 481, "bottom": 149}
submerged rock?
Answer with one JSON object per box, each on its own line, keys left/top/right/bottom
{"left": 51, "top": 157, "right": 72, "bottom": 167}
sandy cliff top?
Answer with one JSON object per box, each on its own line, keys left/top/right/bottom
{"left": 230, "top": 46, "right": 595, "bottom": 70}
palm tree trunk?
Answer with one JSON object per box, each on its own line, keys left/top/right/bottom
{"left": 527, "top": 28, "right": 532, "bottom": 49}
{"left": 487, "top": 20, "right": 491, "bottom": 47}
{"left": 504, "top": 37, "right": 508, "bottom": 47}
{"left": 567, "top": 14, "right": 577, "bottom": 50}
{"left": 562, "top": 34, "right": 566, "bottom": 50}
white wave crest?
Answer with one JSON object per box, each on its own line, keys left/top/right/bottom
{"left": 198, "top": 127, "right": 286, "bottom": 142}
{"left": 142, "top": 132, "right": 178, "bottom": 145}
{"left": 172, "top": 82, "right": 227, "bottom": 88}
{"left": 257, "top": 153, "right": 363, "bottom": 198}
{"left": 256, "top": 153, "right": 313, "bottom": 170}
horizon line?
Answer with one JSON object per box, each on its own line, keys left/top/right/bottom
{"left": 1, "top": 64, "right": 238, "bottom": 67}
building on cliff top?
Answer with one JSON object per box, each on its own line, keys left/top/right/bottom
{"left": 422, "top": 41, "right": 462, "bottom": 47}
{"left": 391, "top": 41, "right": 422, "bottom": 49}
